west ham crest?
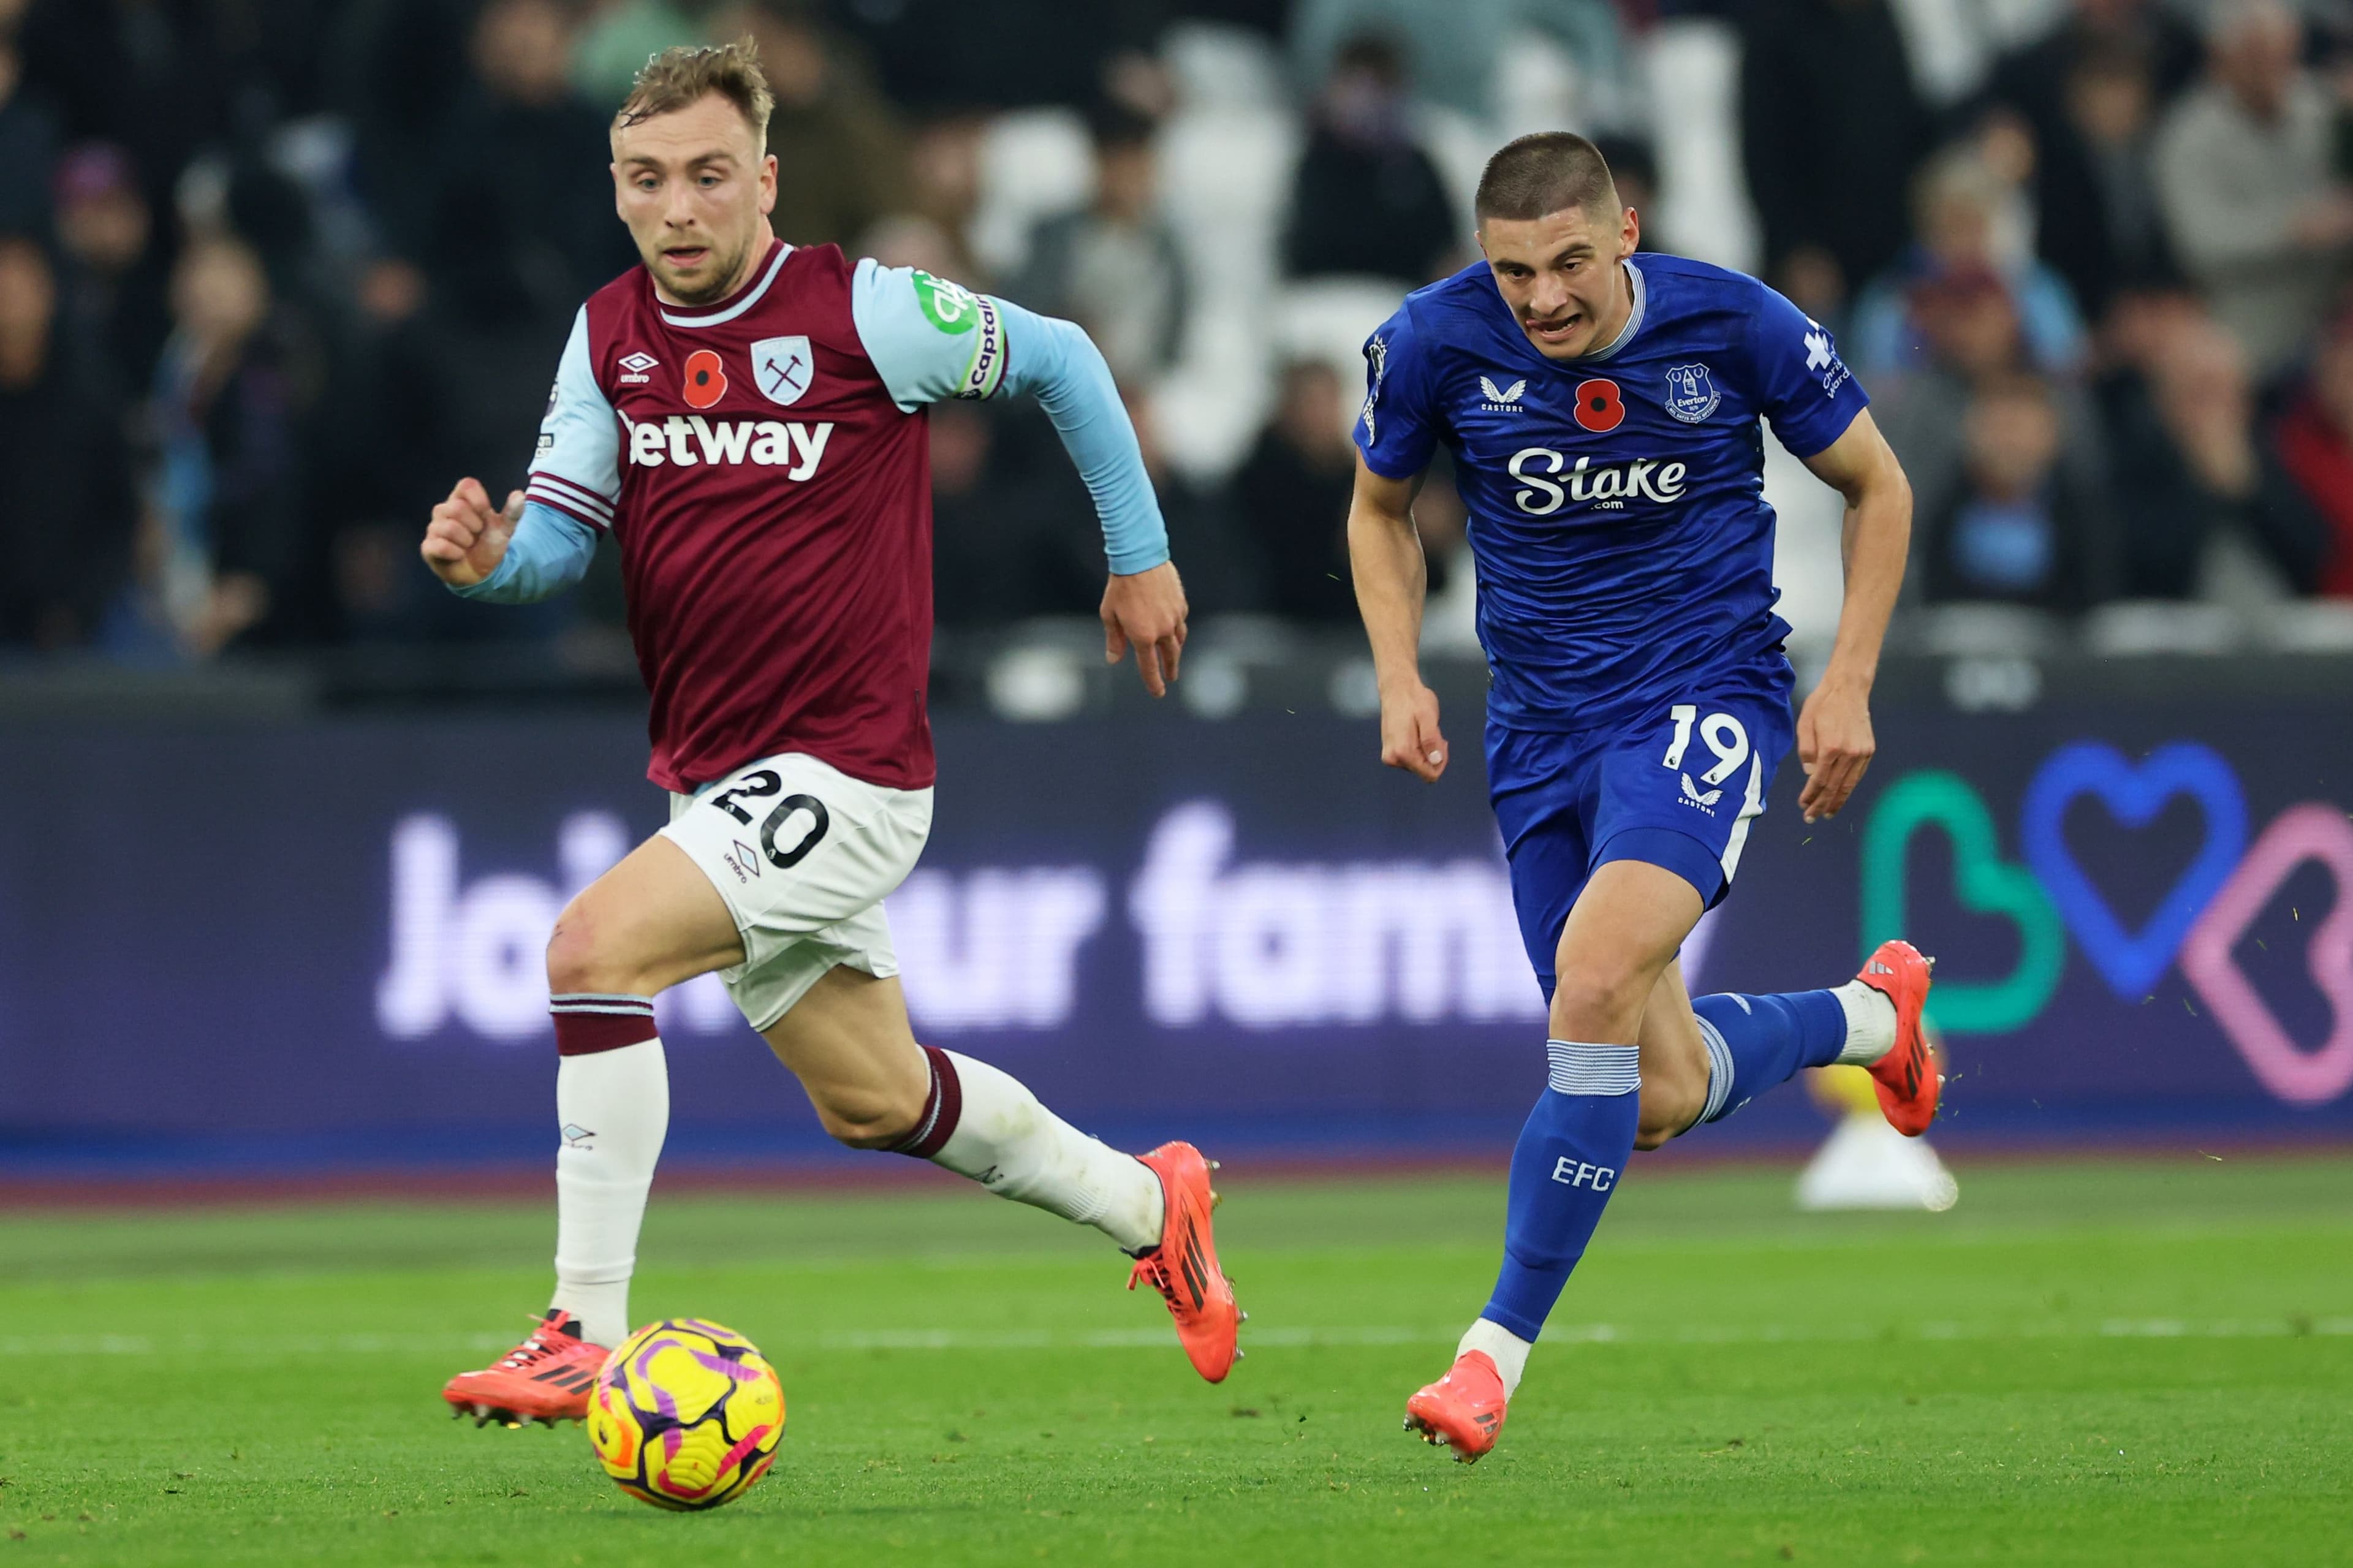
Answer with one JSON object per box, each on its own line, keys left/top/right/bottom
{"left": 751, "top": 335, "right": 814, "bottom": 407}
{"left": 1663, "top": 362, "right": 1720, "bottom": 424}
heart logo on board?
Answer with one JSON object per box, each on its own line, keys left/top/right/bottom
{"left": 2178, "top": 803, "right": 2353, "bottom": 1105}
{"left": 2020, "top": 741, "right": 2248, "bottom": 1000}
{"left": 1862, "top": 771, "right": 2064, "bottom": 1034}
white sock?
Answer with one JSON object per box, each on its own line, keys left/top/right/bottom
{"left": 550, "top": 1038, "right": 669, "bottom": 1349}
{"left": 928, "top": 1050, "right": 1165, "bottom": 1252}
{"left": 1832, "top": 980, "right": 1899, "bottom": 1065}
{"left": 1459, "top": 1317, "right": 1533, "bottom": 1398}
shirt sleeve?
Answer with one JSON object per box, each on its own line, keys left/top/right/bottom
{"left": 991, "top": 298, "right": 1167, "bottom": 575}
{"left": 852, "top": 255, "right": 1167, "bottom": 575}
{"left": 523, "top": 306, "right": 621, "bottom": 531}
{"left": 849, "top": 257, "right": 1009, "bottom": 411}
{"left": 1745, "top": 282, "right": 1869, "bottom": 460}
{"left": 449, "top": 501, "right": 600, "bottom": 603}
{"left": 1352, "top": 301, "right": 1439, "bottom": 479}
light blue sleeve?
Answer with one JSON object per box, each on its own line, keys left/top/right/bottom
{"left": 851, "top": 257, "right": 1009, "bottom": 409}
{"left": 851, "top": 257, "right": 1169, "bottom": 575}
{"left": 450, "top": 502, "right": 600, "bottom": 602}
{"left": 522, "top": 306, "right": 621, "bottom": 532}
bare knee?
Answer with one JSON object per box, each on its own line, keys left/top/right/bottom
{"left": 1549, "top": 963, "right": 1652, "bottom": 1044}
{"left": 808, "top": 1079, "right": 928, "bottom": 1150}
{"left": 545, "top": 898, "right": 645, "bottom": 998}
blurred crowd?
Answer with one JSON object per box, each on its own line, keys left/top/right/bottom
{"left": 0, "top": 0, "right": 2349, "bottom": 665}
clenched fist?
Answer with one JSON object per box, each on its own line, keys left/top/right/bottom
{"left": 420, "top": 478, "right": 524, "bottom": 588}
{"left": 1378, "top": 680, "right": 1447, "bottom": 782}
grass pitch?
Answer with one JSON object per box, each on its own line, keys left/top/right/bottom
{"left": 2, "top": 1155, "right": 2348, "bottom": 1566}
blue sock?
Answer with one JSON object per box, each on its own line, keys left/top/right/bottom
{"left": 1689, "top": 990, "right": 1849, "bottom": 1125}
{"left": 1480, "top": 1040, "right": 1642, "bottom": 1342}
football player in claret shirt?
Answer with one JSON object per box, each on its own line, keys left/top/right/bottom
{"left": 1349, "top": 134, "right": 1941, "bottom": 1462}
{"left": 423, "top": 42, "right": 1239, "bottom": 1426}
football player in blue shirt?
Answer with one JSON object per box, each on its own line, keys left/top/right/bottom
{"left": 1350, "top": 133, "right": 1942, "bottom": 1462}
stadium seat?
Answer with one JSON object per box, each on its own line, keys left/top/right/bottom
{"left": 1150, "top": 102, "right": 1302, "bottom": 479}
{"left": 2251, "top": 602, "right": 2353, "bottom": 653}
{"left": 2083, "top": 602, "right": 2246, "bottom": 657}
{"left": 1161, "top": 21, "right": 1290, "bottom": 112}
{"left": 1908, "top": 603, "right": 2067, "bottom": 658}
{"left": 1640, "top": 20, "right": 1758, "bottom": 273}
{"left": 971, "top": 108, "right": 1096, "bottom": 279}
{"left": 1268, "top": 278, "right": 1411, "bottom": 398}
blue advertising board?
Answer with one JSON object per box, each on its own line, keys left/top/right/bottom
{"left": 1, "top": 696, "right": 2347, "bottom": 1177}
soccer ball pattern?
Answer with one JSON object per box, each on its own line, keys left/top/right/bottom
{"left": 586, "top": 1318, "right": 785, "bottom": 1511}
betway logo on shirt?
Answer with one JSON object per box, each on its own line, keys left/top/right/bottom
{"left": 1506, "top": 445, "right": 1688, "bottom": 514}
{"left": 624, "top": 414, "right": 834, "bottom": 480}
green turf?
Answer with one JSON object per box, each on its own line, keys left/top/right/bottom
{"left": 2, "top": 1155, "right": 2348, "bottom": 1566}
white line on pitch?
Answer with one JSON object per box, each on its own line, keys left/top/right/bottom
{"left": 2, "top": 1317, "right": 2349, "bottom": 1358}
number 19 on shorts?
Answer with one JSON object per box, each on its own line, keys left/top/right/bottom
{"left": 1661, "top": 704, "right": 1750, "bottom": 789}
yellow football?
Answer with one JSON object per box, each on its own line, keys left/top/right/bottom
{"left": 585, "top": 1318, "right": 785, "bottom": 1511}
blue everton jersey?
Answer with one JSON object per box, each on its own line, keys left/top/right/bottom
{"left": 1355, "top": 253, "right": 1867, "bottom": 732}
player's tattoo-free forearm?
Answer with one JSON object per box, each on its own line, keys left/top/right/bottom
{"left": 1347, "top": 463, "right": 1430, "bottom": 689}
{"left": 1802, "top": 415, "right": 1911, "bottom": 688}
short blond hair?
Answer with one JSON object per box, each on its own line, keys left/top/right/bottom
{"left": 614, "top": 38, "right": 773, "bottom": 141}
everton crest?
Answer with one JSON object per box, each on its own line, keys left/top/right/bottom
{"left": 751, "top": 335, "right": 814, "bottom": 407}
{"left": 1662, "top": 362, "right": 1719, "bottom": 424}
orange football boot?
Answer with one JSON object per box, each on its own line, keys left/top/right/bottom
{"left": 441, "top": 1308, "right": 608, "bottom": 1427}
{"left": 1128, "top": 1142, "right": 1243, "bottom": 1382}
{"left": 1404, "top": 1349, "right": 1508, "bottom": 1463}
{"left": 1855, "top": 939, "right": 1942, "bottom": 1136}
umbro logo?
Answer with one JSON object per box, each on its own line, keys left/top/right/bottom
{"left": 618, "top": 350, "right": 658, "bottom": 386}
{"left": 560, "top": 1123, "right": 596, "bottom": 1149}
{"left": 1479, "top": 374, "right": 1526, "bottom": 412}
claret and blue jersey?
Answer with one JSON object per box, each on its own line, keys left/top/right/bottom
{"left": 1357, "top": 252, "right": 1872, "bottom": 967}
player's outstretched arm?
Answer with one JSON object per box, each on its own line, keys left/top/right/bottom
{"left": 992, "top": 302, "right": 1184, "bottom": 697}
{"left": 1347, "top": 452, "right": 1447, "bottom": 783}
{"left": 846, "top": 261, "right": 1184, "bottom": 695}
{"left": 1794, "top": 409, "right": 1912, "bottom": 823}
{"left": 420, "top": 479, "right": 599, "bottom": 603}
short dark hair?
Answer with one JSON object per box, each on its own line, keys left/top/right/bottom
{"left": 1474, "top": 132, "right": 1620, "bottom": 225}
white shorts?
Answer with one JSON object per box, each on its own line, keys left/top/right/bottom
{"left": 660, "top": 751, "right": 933, "bottom": 1031}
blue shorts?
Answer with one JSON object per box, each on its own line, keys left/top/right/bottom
{"left": 1488, "top": 687, "right": 1794, "bottom": 995}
